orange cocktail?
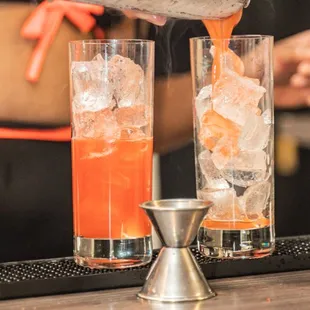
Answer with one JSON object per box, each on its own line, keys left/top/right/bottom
{"left": 69, "top": 39, "right": 154, "bottom": 269}
{"left": 191, "top": 13, "right": 274, "bottom": 259}
{"left": 72, "top": 136, "right": 152, "bottom": 240}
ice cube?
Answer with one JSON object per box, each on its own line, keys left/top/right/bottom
{"left": 73, "top": 88, "right": 115, "bottom": 113}
{"left": 199, "top": 126, "right": 218, "bottom": 150}
{"left": 114, "top": 105, "right": 150, "bottom": 128}
{"left": 211, "top": 150, "right": 229, "bottom": 171}
{"left": 87, "top": 147, "right": 115, "bottom": 159}
{"left": 197, "top": 188, "right": 245, "bottom": 221}
{"left": 72, "top": 56, "right": 109, "bottom": 89}
{"left": 199, "top": 110, "right": 240, "bottom": 150}
{"left": 221, "top": 170, "right": 267, "bottom": 188}
{"left": 213, "top": 69, "right": 266, "bottom": 108}
{"left": 109, "top": 55, "right": 144, "bottom": 107}
{"left": 210, "top": 46, "right": 245, "bottom": 76}
{"left": 226, "top": 150, "right": 266, "bottom": 170}
{"left": 220, "top": 150, "right": 267, "bottom": 187}
{"left": 262, "top": 108, "right": 273, "bottom": 125}
{"left": 239, "top": 181, "right": 271, "bottom": 220}
{"left": 239, "top": 113, "right": 270, "bottom": 151}
{"left": 73, "top": 108, "right": 120, "bottom": 141}
{"left": 198, "top": 150, "right": 229, "bottom": 189}
{"left": 211, "top": 136, "right": 240, "bottom": 170}
{"left": 71, "top": 61, "right": 92, "bottom": 94}
{"left": 71, "top": 57, "right": 114, "bottom": 112}
{"left": 121, "top": 127, "right": 146, "bottom": 140}
{"left": 89, "top": 53, "right": 109, "bottom": 81}
{"left": 212, "top": 69, "right": 265, "bottom": 126}
{"left": 195, "top": 85, "right": 212, "bottom": 124}
{"left": 213, "top": 100, "right": 260, "bottom": 127}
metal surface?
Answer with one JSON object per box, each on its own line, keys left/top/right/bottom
{"left": 66, "top": 0, "right": 251, "bottom": 20}
{"left": 138, "top": 199, "right": 214, "bottom": 302}
{"left": 137, "top": 248, "right": 215, "bottom": 302}
{"left": 2, "top": 270, "right": 310, "bottom": 309}
{"left": 142, "top": 199, "right": 213, "bottom": 247}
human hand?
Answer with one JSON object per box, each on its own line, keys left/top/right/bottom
{"left": 122, "top": 10, "right": 166, "bottom": 25}
{"left": 273, "top": 30, "right": 310, "bottom": 108}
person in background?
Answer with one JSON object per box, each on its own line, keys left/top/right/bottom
{"left": 0, "top": 1, "right": 130, "bottom": 263}
{"left": 147, "top": 0, "right": 310, "bottom": 237}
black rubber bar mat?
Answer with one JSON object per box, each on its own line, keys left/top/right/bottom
{"left": 1, "top": 235, "right": 310, "bottom": 300}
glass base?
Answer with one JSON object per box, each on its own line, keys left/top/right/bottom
{"left": 74, "top": 235, "right": 152, "bottom": 269}
{"left": 197, "top": 226, "right": 275, "bottom": 259}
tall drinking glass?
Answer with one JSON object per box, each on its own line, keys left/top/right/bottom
{"left": 69, "top": 40, "right": 154, "bottom": 269}
{"left": 190, "top": 36, "right": 275, "bottom": 259}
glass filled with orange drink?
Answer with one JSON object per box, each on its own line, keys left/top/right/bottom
{"left": 190, "top": 35, "right": 275, "bottom": 259}
{"left": 69, "top": 40, "right": 154, "bottom": 269}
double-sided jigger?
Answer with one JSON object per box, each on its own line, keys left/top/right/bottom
{"left": 138, "top": 199, "right": 215, "bottom": 302}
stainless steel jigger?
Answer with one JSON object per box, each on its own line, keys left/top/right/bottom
{"left": 138, "top": 199, "right": 215, "bottom": 303}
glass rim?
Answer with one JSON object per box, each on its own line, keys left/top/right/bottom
{"left": 69, "top": 39, "right": 155, "bottom": 46}
{"left": 190, "top": 35, "right": 274, "bottom": 43}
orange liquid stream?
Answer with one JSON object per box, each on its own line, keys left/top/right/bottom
{"left": 203, "top": 10, "right": 242, "bottom": 84}
{"left": 202, "top": 12, "right": 270, "bottom": 230}
{"left": 72, "top": 137, "right": 153, "bottom": 239}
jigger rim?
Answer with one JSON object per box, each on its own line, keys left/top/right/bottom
{"left": 140, "top": 199, "right": 213, "bottom": 211}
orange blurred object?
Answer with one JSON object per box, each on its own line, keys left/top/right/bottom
{"left": 199, "top": 110, "right": 240, "bottom": 150}
{"left": 14, "top": 0, "right": 105, "bottom": 142}
{"left": 0, "top": 127, "right": 71, "bottom": 142}
{"left": 21, "top": 0, "right": 105, "bottom": 83}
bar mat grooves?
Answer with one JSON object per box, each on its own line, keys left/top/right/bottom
{"left": 1, "top": 235, "right": 310, "bottom": 300}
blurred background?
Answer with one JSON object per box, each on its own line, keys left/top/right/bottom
{"left": 0, "top": 0, "right": 310, "bottom": 262}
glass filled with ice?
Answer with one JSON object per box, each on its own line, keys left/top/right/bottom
{"left": 69, "top": 40, "right": 154, "bottom": 268}
{"left": 190, "top": 35, "right": 275, "bottom": 259}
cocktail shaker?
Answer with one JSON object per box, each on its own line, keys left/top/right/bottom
{"left": 65, "top": 0, "right": 251, "bottom": 20}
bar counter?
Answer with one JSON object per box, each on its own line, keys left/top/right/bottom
{"left": 1, "top": 270, "right": 310, "bottom": 309}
